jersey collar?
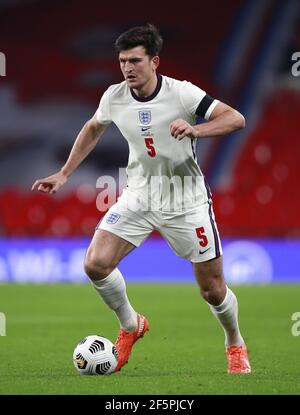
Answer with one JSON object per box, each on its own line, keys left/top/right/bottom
{"left": 130, "top": 73, "right": 162, "bottom": 102}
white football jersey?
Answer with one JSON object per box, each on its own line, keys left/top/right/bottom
{"left": 96, "top": 74, "right": 219, "bottom": 211}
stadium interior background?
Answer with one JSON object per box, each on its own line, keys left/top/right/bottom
{"left": 0, "top": 0, "right": 300, "bottom": 284}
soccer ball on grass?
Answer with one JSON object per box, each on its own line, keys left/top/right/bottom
{"left": 73, "top": 335, "right": 118, "bottom": 375}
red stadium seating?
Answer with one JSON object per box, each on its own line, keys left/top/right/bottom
{"left": 213, "top": 90, "right": 300, "bottom": 237}
{"left": 0, "top": 0, "right": 241, "bottom": 105}
{"left": 0, "top": 1, "right": 299, "bottom": 238}
{"left": 0, "top": 90, "right": 299, "bottom": 238}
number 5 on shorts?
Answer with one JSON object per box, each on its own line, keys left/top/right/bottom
{"left": 196, "top": 226, "right": 208, "bottom": 247}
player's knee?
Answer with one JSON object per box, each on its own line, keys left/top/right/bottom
{"left": 84, "top": 250, "right": 117, "bottom": 280}
{"left": 199, "top": 274, "right": 226, "bottom": 305}
{"left": 200, "top": 288, "right": 224, "bottom": 305}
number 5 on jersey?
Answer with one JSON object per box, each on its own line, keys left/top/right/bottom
{"left": 144, "top": 137, "right": 156, "bottom": 157}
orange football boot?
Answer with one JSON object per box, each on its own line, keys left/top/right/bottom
{"left": 226, "top": 345, "right": 251, "bottom": 374}
{"left": 114, "top": 314, "right": 149, "bottom": 372}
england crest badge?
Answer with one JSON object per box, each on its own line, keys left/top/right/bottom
{"left": 106, "top": 212, "right": 121, "bottom": 224}
{"left": 139, "top": 110, "right": 151, "bottom": 125}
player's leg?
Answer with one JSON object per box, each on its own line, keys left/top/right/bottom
{"left": 192, "top": 256, "right": 244, "bottom": 347}
{"left": 84, "top": 228, "right": 150, "bottom": 372}
{"left": 84, "top": 189, "right": 153, "bottom": 371}
{"left": 84, "top": 228, "right": 138, "bottom": 331}
{"left": 85, "top": 187, "right": 153, "bottom": 332}
{"left": 159, "top": 203, "right": 251, "bottom": 373}
{"left": 192, "top": 257, "right": 251, "bottom": 373}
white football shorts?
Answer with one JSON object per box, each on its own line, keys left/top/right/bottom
{"left": 97, "top": 188, "right": 222, "bottom": 263}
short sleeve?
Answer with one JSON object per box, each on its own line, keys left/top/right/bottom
{"left": 95, "top": 89, "right": 112, "bottom": 125}
{"left": 180, "top": 81, "right": 219, "bottom": 121}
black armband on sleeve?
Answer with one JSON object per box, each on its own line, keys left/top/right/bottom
{"left": 195, "top": 94, "right": 215, "bottom": 118}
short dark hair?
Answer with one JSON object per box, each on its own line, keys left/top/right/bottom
{"left": 115, "top": 23, "right": 163, "bottom": 57}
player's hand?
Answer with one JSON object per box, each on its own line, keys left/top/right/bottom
{"left": 31, "top": 171, "right": 68, "bottom": 195}
{"left": 170, "top": 119, "right": 197, "bottom": 140}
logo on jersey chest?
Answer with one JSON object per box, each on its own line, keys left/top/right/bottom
{"left": 139, "top": 110, "right": 151, "bottom": 125}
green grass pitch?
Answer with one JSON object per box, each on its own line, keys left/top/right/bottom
{"left": 0, "top": 283, "right": 300, "bottom": 395}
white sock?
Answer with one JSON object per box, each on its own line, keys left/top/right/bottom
{"left": 208, "top": 286, "right": 244, "bottom": 347}
{"left": 92, "top": 268, "right": 138, "bottom": 332}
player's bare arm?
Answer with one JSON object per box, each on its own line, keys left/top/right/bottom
{"left": 31, "top": 115, "right": 107, "bottom": 195}
{"left": 170, "top": 101, "right": 245, "bottom": 140}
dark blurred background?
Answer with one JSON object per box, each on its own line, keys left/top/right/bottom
{"left": 0, "top": 0, "right": 300, "bottom": 283}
